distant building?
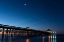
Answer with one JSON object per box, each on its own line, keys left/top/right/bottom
{"left": 26, "top": 27, "right": 30, "bottom": 29}
{"left": 46, "top": 29, "right": 52, "bottom": 32}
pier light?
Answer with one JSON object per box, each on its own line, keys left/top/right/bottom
{"left": 51, "top": 32, "right": 52, "bottom": 33}
{"left": 53, "top": 32, "right": 54, "bottom": 33}
{"left": 27, "top": 28, "right": 30, "bottom": 29}
{"left": 8, "top": 29, "right": 10, "bottom": 30}
{"left": 5, "top": 29, "right": 7, "bottom": 30}
{"left": 55, "top": 32, "right": 56, "bottom": 33}
{"left": 0, "top": 28, "right": 2, "bottom": 32}
{"left": 0, "top": 28, "right": 2, "bottom": 30}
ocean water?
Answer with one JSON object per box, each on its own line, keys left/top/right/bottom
{"left": 0, "top": 34, "right": 64, "bottom": 42}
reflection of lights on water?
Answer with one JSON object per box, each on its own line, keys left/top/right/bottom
{"left": 53, "top": 35, "right": 54, "bottom": 38}
{"left": 55, "top": 35, "right": 56, "bottom": 38}
{"left": 9, "top": 36, "right": 11, "bottom": 42}
{"left": 51, "top": 35, "right": 56, "bottom": 38}
{"left": 53, "top": 38, "right": 54, "bottom": 42}
{"left": 48, "top": 36, "right": 50, "bottom": 38}
{"left": 43, "top": 37, "right": 45, "bottom": 38}
{"left": 55, "top": 38, "right": 57, "bottom": 42}
{"left": 51, "top": 36, "right": 57, "bottom": 42}
{"left": 51, "top": 38, "right": 52, "bottom": 42}
{"left": 51, "top": 35, "right": 52, "bottom": 38}
{"left": 48, "top": 36, "right": 50, "bottom": 42}
{"left": 26, "top": 39, "right": 30, "bottom": 42}
{"left": 42, "top": 37, "right": 44, "bottom": 42}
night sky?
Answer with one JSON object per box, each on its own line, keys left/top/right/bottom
{"left": 0, "top": 0, "right": 64, "bottom": 34}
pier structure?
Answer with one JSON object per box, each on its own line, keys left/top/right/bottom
{"left": 0, "top": 24, "right": 56, "bottom": 38}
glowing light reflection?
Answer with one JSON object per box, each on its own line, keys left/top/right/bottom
{"left": 51, "top": 35, "right": 52, "bottom": 38}
{"left": 55, "top": 38, "right": 57, "bottom": 42}
{"left": 42, "top": 36, "right": 44, "bottom": 42}
{"left": 51, "top": 38, "right": 52, "bottom": 42}
{"left": 53, "top": 32, "right": 54, "bottom": 33}
{"left": 53, "top": 35, "right": 54, "bottom": 38}
{"left": 48, "top": 35, "right": 50, "bottom": 42}
{"left": 50, "top": 35, "right": 57, "bottom": 42}
{"left": 55, "top": 35, "right": 56, "bottom": 38}
{"left": 26, "top": 38, "right": 30, "bottom": 42}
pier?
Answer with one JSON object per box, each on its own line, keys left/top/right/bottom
{"left": 0, "top": 24, "right": 56, "bottom": 38}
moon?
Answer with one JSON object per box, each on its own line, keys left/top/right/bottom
{"left": 24, "top": 4, "right": 26, "bottom": 6}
